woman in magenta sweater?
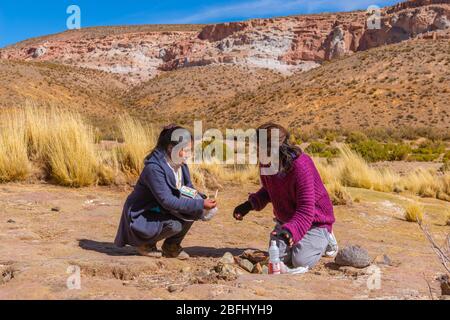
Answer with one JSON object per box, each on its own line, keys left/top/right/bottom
{"left": 233, "top": 123, "right": 338, "bottom": 269}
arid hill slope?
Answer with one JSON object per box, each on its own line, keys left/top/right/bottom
{"left": 0, "top": 0, "right": 449, "bottom": 133}
{"left": 206, "top": 36, "right": 450, "bottom": 131}
{"left": 125, "top": 64, "right": 283, "bottom": 125}
{"left": 0, "top": 60, "right": 127, "bottom": 130}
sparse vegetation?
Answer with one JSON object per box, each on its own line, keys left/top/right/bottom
{"left": 0, "top": 110, "right": 30, "bottom": 182}
{"left": 116, "top": 116, "right": 156, "bottom": 176}
{"left": 0, "top": 108, "right": 449, "bottom": 203}
{"left": 404, "top": 203, "right": 424, "bottom": 223}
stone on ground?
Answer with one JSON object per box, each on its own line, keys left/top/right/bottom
{"left": 220, "top": 252, "right": 235, "bottom": 265}
{"left": 237, "top": 258, "right": 254, "bottom": 273}
{"left": 335, "top": 245, "right": 371, "bottom": 268}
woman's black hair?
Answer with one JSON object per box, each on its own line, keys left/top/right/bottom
{"left": 146, "top": 124, "right": 193, "bottom": 160}
{"left": 257, "top": 123, "right": 302, "bottom": 173}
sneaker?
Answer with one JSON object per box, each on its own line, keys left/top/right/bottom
{"left": 162, "top": 242, "right": 190, "bottom": 260}
{"left": 324, "top": 231, "right": 338, "bottom": 257}
{"left": 137, "top": 244, "right": 162, "bottom": 258}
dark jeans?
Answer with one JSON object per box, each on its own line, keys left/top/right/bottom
{"left": 149, "top": 215, "right": 194, "bottom": 246}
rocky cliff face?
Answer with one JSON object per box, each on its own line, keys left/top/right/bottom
{"left": 1, "top": 0, "right": 449, "bottom": 84}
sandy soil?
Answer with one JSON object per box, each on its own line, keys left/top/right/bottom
{"left": 0, "top": 182, "right": 449, "bottom": 300}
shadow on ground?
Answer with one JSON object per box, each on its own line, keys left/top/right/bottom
{"left": 184, "top": 246, "right": 258, "bottom": 258}
{"left": 78, "top": 239, "right": 256, "bottom": 258}
{"left": 78, "top": 239, "right": 137, "bottom": 256}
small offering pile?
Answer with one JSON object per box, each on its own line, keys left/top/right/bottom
{"left": 215, "top": 250, "right": 270, "bottom": 278}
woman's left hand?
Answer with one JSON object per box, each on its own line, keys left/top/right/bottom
{"left": 272, "top": 229, "right": 294, "bottom": 248}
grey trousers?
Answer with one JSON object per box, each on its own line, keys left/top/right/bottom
{"left": 146, "top": 214, "right": 194, "bottom": 246}
{"left": 270, "top": 222, "right": 329, "bottom": 269}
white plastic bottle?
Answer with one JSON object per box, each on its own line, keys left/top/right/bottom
{"left": 201, "top": 207, "right": 218, "bottom": 221}
{"left": 268, "top": 240, "right": 281, "bottom": 275}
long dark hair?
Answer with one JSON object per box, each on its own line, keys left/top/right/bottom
{"left": 256, "top": 123, "right": 302, "bottom": 173}
{"left": 146, "top": 124, "right": 192, "bottom": 160}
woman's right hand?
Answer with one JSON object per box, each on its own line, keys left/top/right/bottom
{"left": 233, "top": 201, "right": 253, "bottom": 221}
{"left": 204, "top": 199, "right": 217, "bottom": 210}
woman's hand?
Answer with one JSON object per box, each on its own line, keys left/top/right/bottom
{"left": 233, "top": 201, "right": 253, "bottom": 221}
{"left": 272, "top": 229, "right": 294, "bottom": 248}
{"left": 204, "top": 199, "right": 217, "bottom": 210}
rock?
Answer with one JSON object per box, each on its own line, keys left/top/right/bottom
{"left": 373, "top": 254, "right": 400, "bottom": 267}
{"left": 252, "top": 263, "right": 263, "bottom": 274}
{"left": 180, "top": 266, "right": 192, "bottom": 274}
{"left": 215, "top": 263, "right": 239, "bottom": 281}
{"left": 262, "top": 265, "right": 269, "bottom": 274}
{"left": 438, "top": 274, "right": 450, "bottom": 296}
{"left": 199, "top": 22, "right": 250, "bottom": 42}
{"left": 237, "top": 258, "right": 254, "bottom": 273}
{"left": 198, "top": 269, "right": 211, "bottom": 277}
{"left": 31, "top": 47, "right": 47, "bottom": 58}
{"left": 220, "top": 252, "right": 235, "bottom": 265}
{"left": 434, "top": 15, "right": 450, "bottom": 30}
{"left": 338, "top": 266, "right": 369, "bottom": 278}
{"left": 51, "top": 207, "right": 61, "bottom": 212}
{"left": 335, "top": 245, "right": 371, "bottom": 268}
{"left": 168, "top": 285, "right": 178, "bottom": 293}
{"left": 0, "top": 265, "right": 14, "bottom": 284}
{"left": 325, "top": 26, "right": 347, "bottom": 60}
{"left": 191, "top": 269, "right": 219, "bottom": 284}
{"left": 7, "top": 219, "right": 15, "bottom": 224}
{"left": 241, "top": 249, "right": 268, "bottom": 264}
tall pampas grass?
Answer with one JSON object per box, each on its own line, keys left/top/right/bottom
{"left": 0, "top": 110, "right": 30, "bottom": 182}
{"left": 116, "top": 116, "right": 156, "bottom": 176}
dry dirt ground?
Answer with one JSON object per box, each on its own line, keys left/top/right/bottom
{"left": 0, "top": 182, "right": 449, "bottom": 300}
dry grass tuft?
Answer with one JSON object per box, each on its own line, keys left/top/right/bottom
{"left": 404, "top": 203, "right": 424, "bottom": 223}
{"left": 116, "top": 116, "right": 156, "bottom": 176}
{"left": 0, "top": 110, "right": 30, "bottom": 182}
{"left": 325, "top": 179, "right": 352, "bottom": 206}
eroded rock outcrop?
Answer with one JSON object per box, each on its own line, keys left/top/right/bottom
{"left": 0, "top": 0, "right": 448, "bottom": 83}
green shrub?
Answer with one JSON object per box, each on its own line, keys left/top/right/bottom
{"left": 346, "top": 131, "right": 368, "bottom": 144}
{"left": 351, "top": 139, "right": 388, "bottom": 162}
{"left": 408, "top": 140, "right": 445, "bottom": 162}
{"left": 385, "top": 143, "right": 412, "bottom": 161}
{"left": 351, "top": 140, "right": 412, "bottom": 162}
{"left": 306, "top": 141, "right": 339, "bottom": 158}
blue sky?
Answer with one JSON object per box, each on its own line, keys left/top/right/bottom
{"left": 0, "top": 0, "right": 404, "bottom": 48}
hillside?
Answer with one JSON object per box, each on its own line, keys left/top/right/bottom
{"left": 125, "top": 64, "right": 283, "bottom": 125}
{"left": 0, "top": 0, "right": 449, "bottom": 134}
{"left": 0, "top": 60, "right": 127, "bottom": 132}
{"left": 1, "top": 0, "right": 449, "bottom": 84}
{"left": 206, "top": 36, "right": 450, "bottom": 131}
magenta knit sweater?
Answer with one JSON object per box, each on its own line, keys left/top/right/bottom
{"left": 248, "top": 153, "right": 335, "bottom": 243}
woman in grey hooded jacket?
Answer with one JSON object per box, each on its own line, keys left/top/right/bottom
{"left": 114, "top": 125, "right": 217, "bottom": 260}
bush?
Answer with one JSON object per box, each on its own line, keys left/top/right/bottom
{"left": 346, "top": 131, "right": 368, "bottom": 144}
{"left": 325, "top": 179, "right": 352, "bottom": 206}
{"left": 116, "top": 116, "right": 156, "bottom": 176}
{"left": 351, "top": 139, "right": 387, "bottom": 162}
{"left": 404, "top": 203, "right": 424, "bottom": 223}
{"left": 306, "top": 141, "right": 339, "bottom": 158}
{"left": 1, "top": 107, "right": 118, "bottom": 187}
{"left": 408, "top": 140, "right": 445, "bottom": 162}
{"left": 351, "top": 140, "right": 412, "bottom": 162}
{"left": 385, "top": 143, "right": 412, "bottom": 161}
{"left": 0, "top": 110, "right": 30, "bottom": 182}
